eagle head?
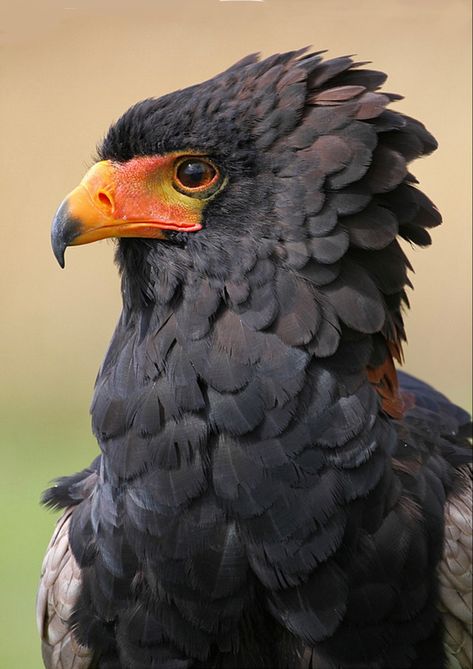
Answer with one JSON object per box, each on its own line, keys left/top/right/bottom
{"left": 51, "top": 49, "right": 440, "bottom": 375}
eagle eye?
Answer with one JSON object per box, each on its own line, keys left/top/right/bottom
{"left": 173, "top": 158, "right": 220, "bottom": 197}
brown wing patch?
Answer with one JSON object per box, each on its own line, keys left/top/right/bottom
{"left": 37, "top": 508, "right": 94, "bottom": 669}
{"left": 367, "top": 341, "right": 412, "bottom": 419}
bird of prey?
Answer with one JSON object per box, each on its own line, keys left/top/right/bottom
{"left": 37, "top": 49, "right": 472, "bottom": 669}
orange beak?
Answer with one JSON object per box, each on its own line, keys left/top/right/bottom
{"left": 51, "top": 157, "right": 203, "bottom": 267}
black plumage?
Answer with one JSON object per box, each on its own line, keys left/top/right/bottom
{"left": 38, "top": 50, "right": 472, "bottom": 669}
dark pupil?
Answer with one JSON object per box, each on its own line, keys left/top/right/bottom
{"left": 177, "top": 160, "right": 215, "bottom": 188}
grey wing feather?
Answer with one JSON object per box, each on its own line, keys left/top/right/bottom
{"left": 37, "top": 508, "right": 94, "bottom": 669}
{"left": 440, "top": 464, "right": 472, "bottom": 669}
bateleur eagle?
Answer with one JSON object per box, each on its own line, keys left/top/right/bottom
{"left": 37, "top": 50, "right": 472, "bottom": 669}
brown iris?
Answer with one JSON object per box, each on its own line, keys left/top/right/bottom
{"left": 173, "top": 157, "right": 220, "bottom": 197}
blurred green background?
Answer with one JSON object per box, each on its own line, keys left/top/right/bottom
{"left": 1, "top": 1, "right": 471, "bottom": 667}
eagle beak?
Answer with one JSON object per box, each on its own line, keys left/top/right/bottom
{"left": 51, "top": 158, "right": 202, "bottom": 267}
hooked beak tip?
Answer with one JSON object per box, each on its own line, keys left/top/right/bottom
{"left": 51, "top": 199, "right": 82, "bottom": 268}
{"left": 55, "top": 248, "right": 66, "bottom": 269}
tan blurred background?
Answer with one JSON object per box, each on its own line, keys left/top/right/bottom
{"left": 1, "top": 1, "right": 471, "bottom": 666}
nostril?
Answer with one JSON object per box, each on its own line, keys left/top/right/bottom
{"left": 97, "top": 190, "right": 114, "bottom": 213}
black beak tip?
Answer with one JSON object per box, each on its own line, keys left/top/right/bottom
{"left": 51, "top": 199, "right": 81, "bottom": 269}
{"left": 51, "top": 234, "right": 66, "bottom": 268}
